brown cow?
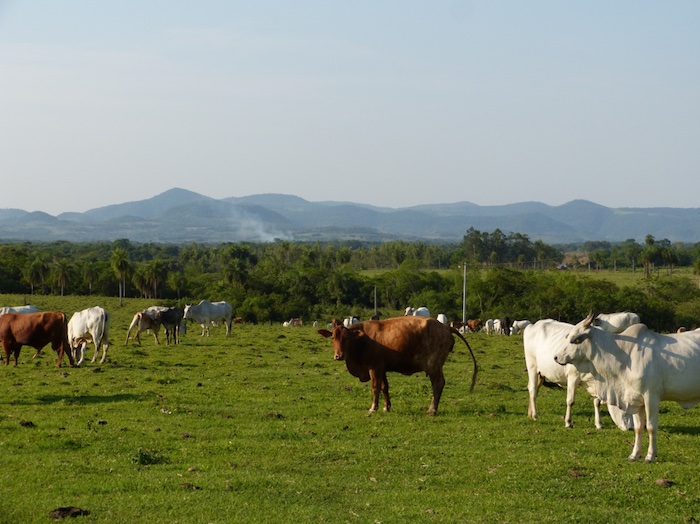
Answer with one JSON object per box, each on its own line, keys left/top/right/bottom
{"left": 125, "top": 310, "right": 162, "bottom": 346}
{"left": 0, "top": 311, "right": 74, "bottom": 367}
{"left": 466, "top": 319, "right": 482, "bottom": 333}
{"left": 318, "top": 316, "right": 478, "bottom": 415}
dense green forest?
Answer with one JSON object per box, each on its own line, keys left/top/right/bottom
{"left": 2, "top": 229, "right": 700, "bottom": 331}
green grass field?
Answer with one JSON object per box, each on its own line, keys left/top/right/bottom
{"left": 1, "top": 294, "right": 700, "bottom": 523}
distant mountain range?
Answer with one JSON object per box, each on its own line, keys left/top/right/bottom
{"left": 0, "top": 188, "right": 698, "bottom": 245}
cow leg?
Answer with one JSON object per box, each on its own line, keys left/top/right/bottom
{"left": 428, "top": 371, "right": 446, "bottom": 415}
{"left": 527, "top": 372, "right": 543, "bottom": 420}
{"left": 368, "top": 369, "right": 384, "bottom": 413}
{"left": 564, "top": 374, "right": 580, "bottom": 428}
{"left": 629, "top": 406, "right": 646, "bottom": 461}
{"left": 99, "top": 342, "right": 108, "bottom": 364}
{"left": 593, "top": 397, "right": 603, "bottom": 429}
{"left": 3, "top": 343, "right": 12, "bottom": 366}
{"left": 13, "top": 346, "right": 21, "bottom": 366}
{"left": 644, "top": 397, "right": 660, "bottom": 463}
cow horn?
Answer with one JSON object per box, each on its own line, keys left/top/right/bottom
{"left": 583, "top": 310, "right": 596, "bottom": 327}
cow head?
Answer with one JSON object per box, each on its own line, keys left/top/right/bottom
{"left": 553, "top": 311, "right": 597, "bottom": 366}
{"left": 183, "top": 304, "right": 192, "bottom": 319}
{"left": 318, "top": 325, "right": 361, "bottom": 361}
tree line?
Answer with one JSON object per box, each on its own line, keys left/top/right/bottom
{"left": 1, "top": 230, "right": 700, "bottom": 331}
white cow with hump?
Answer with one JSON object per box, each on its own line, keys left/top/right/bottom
{"left": 553, "top": 311, "right": 700, "bottom": 462}
{"left": 184, "top": 300, "right": 234, "bottom": 336}
{"left": 593, "top": 311, "right": 640, "bottom": 333}
{"left": 0, "top": 305, "right": 40, "bottom": 316}
{"left": 67, "top": 306, "right": 110, "bottom": 365}
{"left": 524, "top": 319, "right": 632, "bottom": 430}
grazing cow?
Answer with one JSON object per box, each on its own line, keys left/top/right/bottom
{"left": 125, "top": 309, "right": 163, "bottom": 346}
{"left": 0, "top": 305, "right": 40, "bottom": 316}
{"left": 183, "top": 300, "right": 234, "bottom": 336}
{"left": 436, "top": 313, "right": 448, "bottom": 325}
{"left": 500, "top": 316, "right": 512, "bottom": 336}
{"left": 404, "top": 306, "right": 431, "bottom": 317}
{"left": 593, "top": 311, "right": 641, "bottom": 333}
{"left": 466, "top": 319, "right": 482, "bottom": 333}
{"left": 0, "top": 311, "right": 74, "bottom": 367}
{"left": 524, "top": 319, "right": 631, "bottom": 430}
{"left": 67, "top": 306, "right": 110, "bottom": 365}
{"left": 154, "top": 307, "right": 183, "bottom": 345}
{"left": 553, "top": 311, "right": 700, "bottom": 462}
{"left": 318, "top": 316, "right": 478, "bottom": 414}
{"left": 343, "top": 316, "right": 359, "bottom": 328}
{"left": 510, "top": 319, "right": 531, "bottom": 335}
{"left": 482, "top": 319, "right": 495, "bottom": 335}
{"left": 450, "top": 320, "right": 465, "bottom": 331}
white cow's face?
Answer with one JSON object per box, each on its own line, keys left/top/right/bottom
{"left": 553, "top": 312, "right": 597, "bottom": 367}
{"left": 183, "top": 305, "right": 192, "bottom": 319}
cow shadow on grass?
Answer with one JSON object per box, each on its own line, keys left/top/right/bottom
{"left": 21, "top": 393, "right": 151, "bottom": 406}
{"left": 664, "top": 425, "right": 700, "bottom": 436}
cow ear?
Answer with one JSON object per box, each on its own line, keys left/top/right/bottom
{"left": 318, "top": 329, "right": 332, "bottom": 338}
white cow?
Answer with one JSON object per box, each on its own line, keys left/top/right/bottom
{"left": 524, "top": 319, "right": 632, "bottom": 430}
{"left": 436, "top": 313, "right": 448, "bottom": 325}
{"left": 404, "top": 307, "right": 430, "bottom": 317}
{"left": 67, "top": 306, "right": 110, "bottom": 365}
{"left": 0, "top": 305, "right": 40, "bottom": 316}
{"left": 510, "top": 319, "right": 531, "bottom": 335}
{"left": 343, "top": 316, "right": 359, "bottom": 328}
{"left": 553, "top": 311, "right": 700, "bottom": 462}
{"left": 482, "top": 319, "right": 495, "bottom": 335}
{"left": 593, "top": 311, "right": 641, "bottom": 333}
{"left": 184, "top": 300, "right": 234, "bottom": 336}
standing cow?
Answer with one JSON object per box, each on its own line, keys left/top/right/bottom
{"left": 0, "top": 311, "right": 74, "bottom": 367}
{"left": 125, "top": 306, "right": 168, "bottom": 346}
{"left": 155, "top": 307, "right": 184, "bottom": 345}
{"left": 183, "top": 300, "right": 234, "bottom": 336}
{"left": 553, "top": 311, "right": 700, "bottom": 462}
{"left": 67, "top": 306, "right": 111, "bottom": 365}
{"left": 318, "top": 316, "right": 478, "bottom": 415}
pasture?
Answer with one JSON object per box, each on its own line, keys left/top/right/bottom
{"left": 1, "top": 295, "right": 700, "bottom": 523}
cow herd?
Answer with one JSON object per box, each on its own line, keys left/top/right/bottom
{"left": 2, "top": 299, "right": 700, "bottom": 462}
{"left": 0, "top": 299, "right": 234, "bottom": 369}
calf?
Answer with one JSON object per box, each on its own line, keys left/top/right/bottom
{"left": 155, "top": 307, "right": 183, "bottom": 345}
{"left": 318, "top": 316, "right": 478, "bottom": 414}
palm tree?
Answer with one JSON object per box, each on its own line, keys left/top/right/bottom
{"left": 23, "top": 257, "right": 49, "bottom": 294}
{"left": 51, "top": 257, "right": 72, "bottom": 296}
{"left": 110, "top": 247, "right": 131, "bottom": 306}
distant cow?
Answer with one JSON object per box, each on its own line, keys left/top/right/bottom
{"left": 466, "top": 319, "right": 482, "bottom": 333}
{"left": 154, "top": 307, "right": 183, "bottom": 345}
{"left": 593, "top": 311, "right": 641, "bottom": 333}
{"left": 125, "top": 308, "right": 164, "bottom": 346}
{"left": 0, "top": 305, "right": 40, "bottom": 316}
{"left": 67, "top": 306, "right": 110, "bottom": 365}
{"left": 510, "top": 319, "right": 531, "bottom": 335}
{"left": 0, "top": 311, "right": 74, "bottom": 367}
{"left": 184, "top": 300, "right": 234, "bottom": 336}
{"left": 343, "top": 316, "right": 359, "bottom": 328}
{"left": 404, "top": 307, "right": 431, "bottom": 317}
{"left": 318, "top": 316, "right": 478, "bottom": 414}
{"left": 500, "top": 316, "right": 512, "bottom": 336}
{"left": 436, "top": 314, "right": 448, "bottom": 325}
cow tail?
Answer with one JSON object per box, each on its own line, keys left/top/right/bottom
{"left": 61, "top": 312, "right": 73, "bottom": 367}
{"left": 452, "top": 328, "right": 478, "bottom": 393}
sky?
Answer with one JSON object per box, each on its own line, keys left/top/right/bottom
{"left": 1, "top": 1, "right": 699, "bottom": 215}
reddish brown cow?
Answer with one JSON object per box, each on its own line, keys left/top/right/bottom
{"left": 466, "top": 319, "right": 482, "bottom": 333}
{"left": 318, "top": 316, "right": 478, "bottom": 415}
{"left": 0, "top": 311, "right": 74, "bottom": 367}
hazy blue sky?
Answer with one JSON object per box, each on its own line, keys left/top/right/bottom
{"left": 1, "top": 1, "right": 698, "bottom": 215}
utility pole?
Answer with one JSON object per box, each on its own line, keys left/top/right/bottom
{"left": 462, "top": 262, "right": 467, "bottom": 325}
